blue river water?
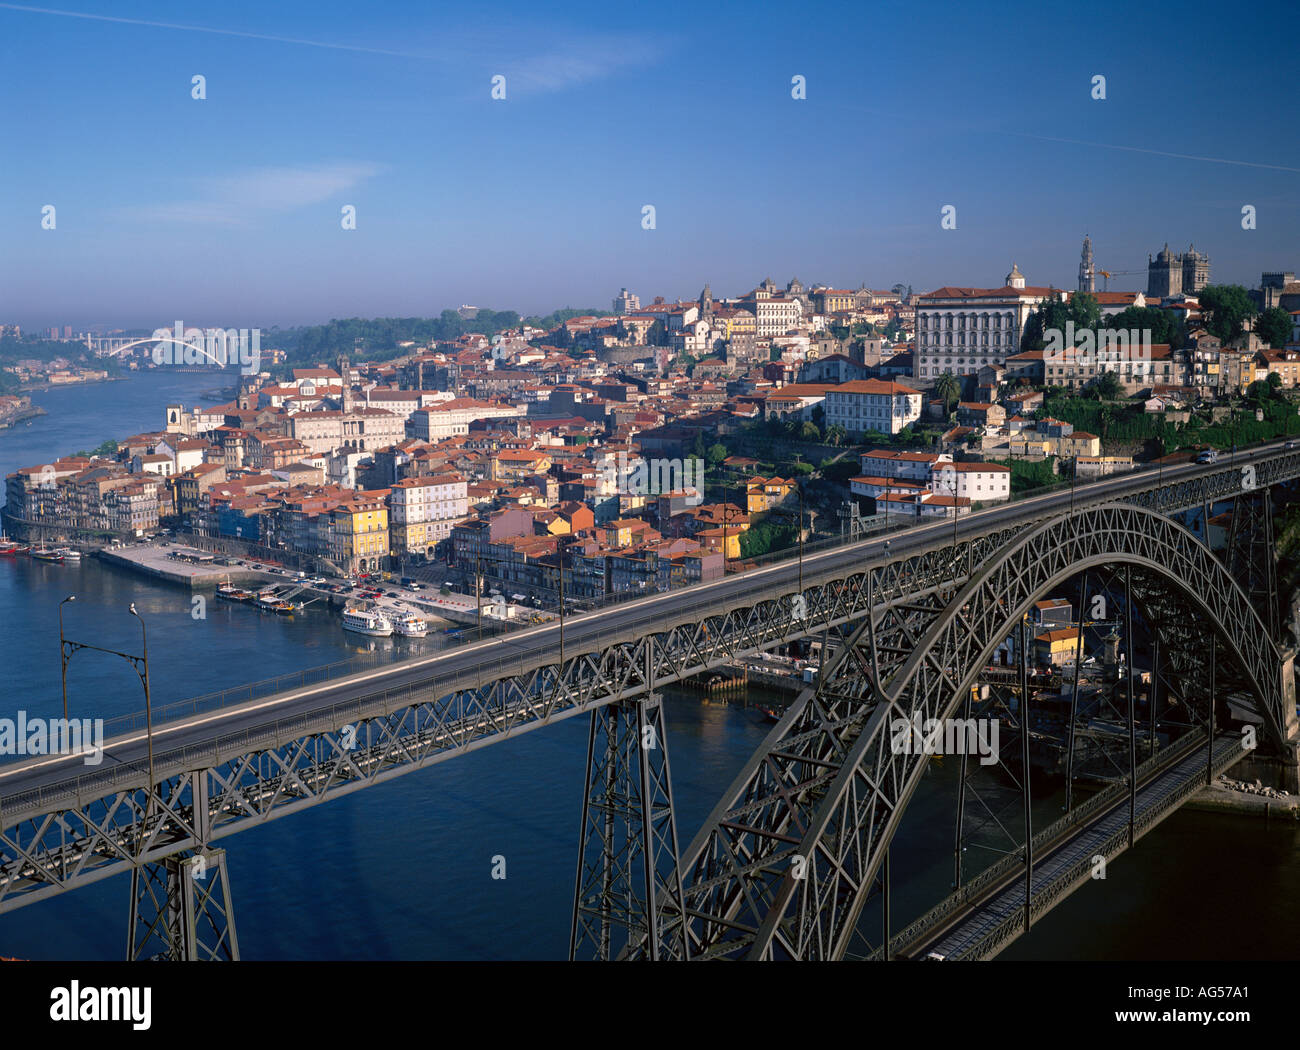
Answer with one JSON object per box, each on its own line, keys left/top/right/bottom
{"left": 0, "top": 372, "right": 1295, "bottom": 959}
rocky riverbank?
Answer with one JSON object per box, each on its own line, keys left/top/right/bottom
{"left": 1187, "top": 773, "right": 1300, "bottom": 820}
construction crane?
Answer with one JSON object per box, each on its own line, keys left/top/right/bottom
{"left": 1095, "top": 269, "right": 1146, "bottom": 292}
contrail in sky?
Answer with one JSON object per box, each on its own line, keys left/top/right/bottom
{"left": 1003, "top": 131, "right": 1300, "bottom": 174}
{"left": 0, "top": 2, "right": 431, "bottom": 58}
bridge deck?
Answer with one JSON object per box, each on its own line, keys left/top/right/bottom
{"left": 906, "top": 733, "right": 1244, "bottom": 960}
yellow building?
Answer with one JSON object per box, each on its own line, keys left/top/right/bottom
{"left": 1056, "top": 432, "right": 1101, "bottom": 458}
{"left": 745, "top": 476, "right": 796, "bottom": 515}
{"left": 695, "top": 525, "right": 745, "bottom": 561}
{"left": 331, "top": 497, "right": 390, "bottom": 573}
{"left": 717, "top": 310, "right": 756, "bottom": 340}
{"left": 1033, "top": 628, "right": 1080, "bottom": 666}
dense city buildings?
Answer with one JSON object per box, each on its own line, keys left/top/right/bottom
{"left": 8, "top": 252, "right": 1298, "bottom": 599}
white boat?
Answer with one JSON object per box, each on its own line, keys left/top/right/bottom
{"left": 393, "top": 613, "right": 428, "bottom": 637}
{"left": 342, "top": 607, "right": 393, "bottom": 637}
{"left": 56, "top": 547, "right": 81, "bottom": 561}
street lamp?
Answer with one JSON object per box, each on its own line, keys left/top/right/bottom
{"left": 942, "top": 474, "right": 960, "bottom": 549}
{"left": 796, "top": 480, "right": 804, "bottom": 603}
{"left": 58, "top": 595, "right": 76, "bottom": 721}
{"left": 59, "top": 601, "right": 157, "bottom": 825}
{"left": 127, "top": 603, "right": 156, "bottom": 824}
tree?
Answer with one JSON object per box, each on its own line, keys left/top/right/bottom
{"left": 1069, "top": 292, "right": 1101, "bottom": 333}
{"left": 706, "top": 442, "right": 728, "bottom": 465}
{"left": 934, "top": 371, "right": 961, "bottom": 414}
{"left": 1021, "top": 292, "right": 1072, "bottom": 351}
{"left": 1197, "top": 285, "right": 1258, "bottom": 345}
{"left": 826, "top": 423, "right": 848, "bottom": 446}
{"left": 1092, "top": 370, "right": 1124, "bottom": 401}
{"left": 800, "top": 421, "right": 821, "bottom": 442}
{"left": 1103, "top": 305, "right": 1184, "bottom": 350}
{"left": 1256, "top": 306, "right": 1294, "bottom": 349}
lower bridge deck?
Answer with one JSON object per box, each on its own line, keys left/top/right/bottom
{"left": 886, "top": 731, "right": 1244, "bottom": 961}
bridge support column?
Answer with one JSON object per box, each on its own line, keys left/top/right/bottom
{"left": 1275, "top": 647, "right": 1300, "bottom": 793}
{"left": 570, "top": 693, "right": 688, "bottom": 961}
{"left": 127, "top": 847, "right": 239, "bottom": 961}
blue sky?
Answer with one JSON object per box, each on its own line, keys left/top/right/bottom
{"left": 1, "top": 0, "right": 1296, "bottom": 330}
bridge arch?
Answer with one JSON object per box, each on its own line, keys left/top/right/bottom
{"left": 682, "top": 502, "right": 1294, "bottom": 960}
{"left": 100, "top": 336, "right": 230, "bottom": 367}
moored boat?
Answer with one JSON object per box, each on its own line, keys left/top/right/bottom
{"left": 274, "top": 600, "right": 295, "bottom": 615}
{"left": 32, "top": 547, "right": 63, "bottom": 562}
{"left": 56, "top": 547, "right": 81, "bottom": 561}
{"left": 255, "top": 592, "right": 282, "bottom": 611}
{"left": 342, "top": 607, "right": 393, "bottom": 637}
{"left": 393, "top": 613, "right": 428, "bottom": 637}
{"left": 0, "top": 536, "right": 17, "bottom": 556}
{"left": 217, "top": 584, "right": 254, "bottom": 602}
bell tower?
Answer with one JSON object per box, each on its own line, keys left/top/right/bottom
{"left": 339, "top": 355, "right": 352, "bottom": 413}
{"left": 1078, "top": 235, "right": 1095, "bottom": 293}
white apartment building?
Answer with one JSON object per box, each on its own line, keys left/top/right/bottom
{"left": 930, "top": 461, "right": 1012, "bottom": 504}
{"left": 407, "top": 398, "right": 524, "bottom": 442}
{"left": 389, "top": 473, "right": 469, "bottom": 558}
{"left": 913, "top": 265, "right": 1053, "bottom": 378}
{"left": 755, "top": 297, "right": 803, "bottom": 337}
{"left": 289, "top": 407, "right": 405, "bottom": 455}
{"left": 823, "top": 380, "right": 923, "bottom": 436}
{"left": 361, "top": 387, "right": 455, "bottom": 421}
{"left": 857, "top": 449, "right": 952, "bottom": 482}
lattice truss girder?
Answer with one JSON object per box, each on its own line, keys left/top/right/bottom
{"left": 571, "top": 695, "right": 687, "bottom": 961}
{"left": 675, "top": 503, "right": 1288, "bottom": 961}
{"left": 128, "top": 847, "right": 238, "bottom": 961}
{"left": 0, "top": 532, "right": 1010, "bottom": 913}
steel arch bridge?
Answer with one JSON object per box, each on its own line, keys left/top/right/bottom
{"left": 655, "top": 503, "right": 1294, "bottom": 961}
{"left": 97, "top": 336, "right": 232, "bottom": 367}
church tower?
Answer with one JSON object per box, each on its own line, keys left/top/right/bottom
{"left": 1006, "top": 263, "right": 1026, "bottom": 290}
{"left": 699, "top": 283, "right": 713, "bottom": 323}
{"left": 1078, "top": 236, "right": 1095, "bottom": 293}
{"left": 339, "top": 355, "right": 352, "bottom": 413}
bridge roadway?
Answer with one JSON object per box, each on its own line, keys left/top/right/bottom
{"left": 0, "top": 440, "right": 1294, "bottom": 817}
{"left": 887, "top": 731, "right": 1245, "bottom": 961}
